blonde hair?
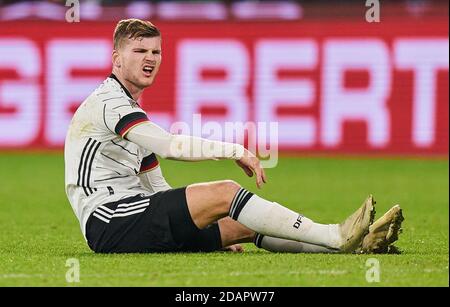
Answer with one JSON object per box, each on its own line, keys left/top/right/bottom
{"left": 113, "top": 19, "right": 161, "bottom": 50}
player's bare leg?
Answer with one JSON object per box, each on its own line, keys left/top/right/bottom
{"left": 185, "top": 180, "right": 241, "bottom": 229}
{"left": 217, "top": 217, "right": 254, "bottom": 252}
{"left": 185, "top": 180, "right": 375, "bottom": 253}
{"left": 185, "top": 181, "right": 254, "bottom": 252}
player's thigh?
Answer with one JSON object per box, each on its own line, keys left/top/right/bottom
{"left": 185, "top": 180, "right": 240, "bottom": 229}
{"left": 218, "top": 217, "right": 255, "bottom": 247}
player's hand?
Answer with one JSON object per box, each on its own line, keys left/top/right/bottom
{"left": 221, "top": 244, "right": 244, "bottom": 253}
{"left": 236, "top": 149, "right": 267, "bottom": 189}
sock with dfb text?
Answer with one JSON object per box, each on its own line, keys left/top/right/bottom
{"left": 229, "top": 188, "right": 341, "bottom": 249}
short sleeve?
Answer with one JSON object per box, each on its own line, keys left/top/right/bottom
{"left": 102, "top": 97, "right": 150, "bottom": 138}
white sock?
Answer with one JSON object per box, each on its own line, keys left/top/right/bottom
{"left": 229, "top": 188, "right": 341, "bottom": 249}
{"left": 254, "top": 233, "right": 337, "bottom": 253}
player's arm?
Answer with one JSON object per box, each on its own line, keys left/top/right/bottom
{"left": 126, "top": 122, "right": 267, "bottom": 188}
{"left": 102, "top": 97, "right": 265, "bottom": 187}
{"left": 126, "top": 122, "right": 245, "bottom": 161}
{"left": 103, "top": 98, "right": 243, "bottom": 161}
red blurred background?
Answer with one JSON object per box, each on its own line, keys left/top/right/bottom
{"left": 0, "top": 1, "right": 448, "bottom": 156}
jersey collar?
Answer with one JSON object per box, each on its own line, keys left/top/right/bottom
{"left": 109, "top": 73, "right": 133, "bottom": 100}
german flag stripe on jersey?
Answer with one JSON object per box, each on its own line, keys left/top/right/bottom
{"left": 115, "top": 112, "right": 149, "bottom": 137}
{"left": 139, "top": 153, "right": 159, "bottom": 173}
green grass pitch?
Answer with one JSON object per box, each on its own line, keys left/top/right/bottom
{"left": 0, "top": 153, "right": 448, "bottom": 286}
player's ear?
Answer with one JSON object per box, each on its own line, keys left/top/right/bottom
{"left": 112, "top": 50, "right": 121, "bottom": 68}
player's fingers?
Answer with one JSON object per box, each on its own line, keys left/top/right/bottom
{"left": 234, "top": 244, "right": 244, "bottom": 253}
{"left": 236, "top": 160, "right": 253, "bottom": 177}
{"left": 242, "top": 164, "right": 253, "bottom": 177}
{"left": 253, "top": 162, "right": 263, "bottom": 189}
{"left": 261, "top": 167, "right": 267, "bottom": 183}
{"left": 243, "top": 161, "right": 254, "bottom": 177}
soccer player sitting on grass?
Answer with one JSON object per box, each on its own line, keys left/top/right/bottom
{"left": 64, "top": 19, "right": 404, "bottom": 254}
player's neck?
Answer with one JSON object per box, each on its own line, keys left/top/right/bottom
{"left": 110, "top": 71, "right": 143, "bottom": 101}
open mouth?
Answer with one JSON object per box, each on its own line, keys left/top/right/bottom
{"left": 143, "top": 65, "right": 154, "bottom": 76}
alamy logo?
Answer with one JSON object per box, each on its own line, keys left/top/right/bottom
{"left": 293, "top": 214, "right": 304, "bottom": 229}
{"left": 365, "top": 0, "right": 380, "bottom": 23}
{"left": 365, "top": 258, "right": 380, "bottom": 283}
{"left": 65, "top": 0, "right": 80, "bottom": 23}
{"left": 65, "top": 258, "right": 80, "bottom": 283}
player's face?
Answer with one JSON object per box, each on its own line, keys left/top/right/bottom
{"left": 118, "top": 36, "right": 162, "bottom": 90}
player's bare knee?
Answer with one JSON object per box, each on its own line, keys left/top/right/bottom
{"left": 215, "top": 180, "right": 241, "bottom": 211}
{"left": 221, "top": 179, "right": 241, "bottom": 193}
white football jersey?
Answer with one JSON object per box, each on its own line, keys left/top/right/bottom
{"left": 64, "top": 74, "right": 159, "bottom": 238}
